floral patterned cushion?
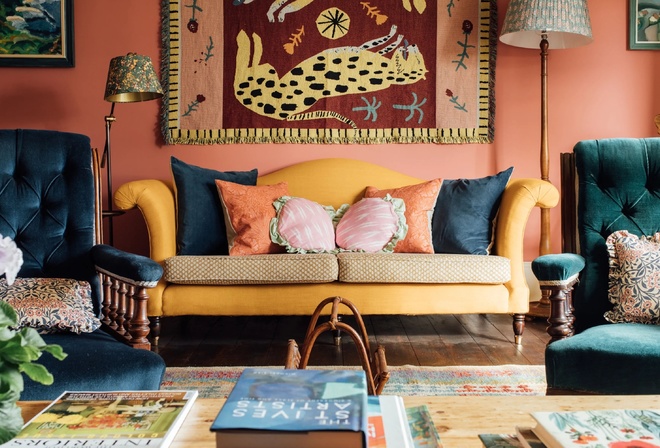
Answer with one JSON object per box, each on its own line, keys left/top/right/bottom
{"left": 605, "top": 230, "right": 660, "bottom": 325}
{"left": 0, "top": 278, "right": 101, "bottom": 334}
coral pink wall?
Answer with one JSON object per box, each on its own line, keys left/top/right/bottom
{"left": 1, "top": 0, "right": 658, "bottom": 260}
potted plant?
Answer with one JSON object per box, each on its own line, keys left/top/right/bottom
{"left": 0, "top": 235, "right": 66, "bottom": 443}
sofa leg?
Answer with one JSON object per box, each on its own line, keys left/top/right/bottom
{"left": 149, "top": 316, "right": 161, "bottom": 346}
{"left": 333, "top": 315, "right": 343, "bottom": 345}
{"left": 512, "top": 313, "right": 525, "bottom": 346}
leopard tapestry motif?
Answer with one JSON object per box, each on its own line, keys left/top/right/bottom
{"left": 162, "top": 0, "right": 497, "bottom": 144}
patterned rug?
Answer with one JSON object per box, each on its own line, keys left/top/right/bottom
{"left": 161, "top": 365, "right": 546, "bottom": 398}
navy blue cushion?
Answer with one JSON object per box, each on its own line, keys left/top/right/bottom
{"left": 432, "top": 167, "right": 513, "bottom": 255}
{"left": 171, "top": 157, "right": 258, "bottom": 255}
{"left": 21, "top": 330, "right": 166, "bottom": 401}
{"left": 545, "top": 323, "right": 660, "bottom": 394}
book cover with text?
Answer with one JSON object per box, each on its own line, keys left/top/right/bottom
{"left": 4, "top": 390, "right": 198, "bottom": 448}
{"left": 211, "top": 368, "right": 368, "bottom": 448}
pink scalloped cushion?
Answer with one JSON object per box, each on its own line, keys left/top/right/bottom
{"left": 365, "top": 179, "right": 442, "bottom": 253}
{"left": 273, "top": 197, "right": 336, "bottom": 253}
{"left": 336, "top": 198, "right": 400, "bottom": 253}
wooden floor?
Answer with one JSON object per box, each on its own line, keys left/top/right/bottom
{"left": 154, "top": 314, "right": 550, "bottom": 367}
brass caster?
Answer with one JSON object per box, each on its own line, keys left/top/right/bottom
{"left": 333, "top": 336, "right": 341, "bottom": 346}
{"left": 514, "top": 335, "right": 522, "bottom": 346}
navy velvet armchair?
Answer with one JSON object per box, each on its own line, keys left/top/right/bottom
{"left": 533, "top": 138, "right": 660, "bottom": 395}
{"left": 0, "top": 129, "right": 165, "bottom": 400}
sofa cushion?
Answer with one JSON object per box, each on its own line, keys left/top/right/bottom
{"left": 605, "top": 230, "right": 660, "bottom": 325}
{"left": 163, "top": 254, "right": 338, "bottom": 284}
{"left": 0, "top": 278, "right": 101, "bottom": 334}
{"left": 432, "top": 167, "right": 513, "bottom": 255}
{"left": 335, "top": 196, "right": 407, "bottom": 253}
{"left": 171, "top": 156, "right": 258, "bottom": 255}
{"left": 216, "top": 180, "right": 289, "bottom": 255}
{"left": 270, "top": 196, "right": 337, "bottom": 253}
{"left": 364, "top": 179, "right": 442, "bottom": 254}
{"left": 336, "top": 253, "right": 511, "bottom": 283}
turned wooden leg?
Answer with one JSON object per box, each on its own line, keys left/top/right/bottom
{"left": 149, "top": 316, "right": 161, "bottom": 346}
{"left": 512, "top": 313, "right": 525, "bottom": 346}
{"left": 546, "top": 286, "right": 573, "bottom": 343}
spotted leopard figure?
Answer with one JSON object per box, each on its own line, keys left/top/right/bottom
{"left": 234, "top": 25, "right": 428, "bottom": 129}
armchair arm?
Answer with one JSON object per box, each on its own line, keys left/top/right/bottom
{"left": 531, "top": 254, "right": 585, "bottom": 343}
{"left": 91, "top": 245, "right": 164, "bottom": 350}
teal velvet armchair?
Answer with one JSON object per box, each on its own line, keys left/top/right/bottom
{"left": 0, "top": 129, "right": 166, "bottom": 400}
{"left": 533, "top": 138, "right": 660, "bottom": 395}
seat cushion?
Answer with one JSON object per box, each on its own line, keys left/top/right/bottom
{"left": 21, "top": 330, "right": 166, "bottom": 401}
{"left": 545, "top": 323, "right": 660, "bottom": 394}
{"left": 336, "top": 253, "right": 511, "bottom": 283}
{"left": 163, "top": 254, "right": 339, "bottom": 284}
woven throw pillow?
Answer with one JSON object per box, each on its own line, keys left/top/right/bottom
{"left": 171, "top": 156, "right": 258, "bottom": 255}
{"left": 364, "top": 179, "right": 441, "bottom": 253}
{"left": 432, "top": 167, "right": 513, "bottom": 255}
{"left": 270, "top": 197, "right": 337, "bottom": 253}
{"left": 605, "top": 230, "right": 660, "bottom": 325}
{"left": 335, "top": 196, "right": 407, "bottom": 253}
{"left": 0, "top": 278, "right": 101, "bottom": 334}
{"left": 216, "top": 180, "right": 289, "bottom": 255}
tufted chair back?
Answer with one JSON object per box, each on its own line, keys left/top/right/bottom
{"left": 572, "top": 138, "right": 660, "bottom": 332}
{"left": 0, "top": 129, "right": 101, "bottom": 312}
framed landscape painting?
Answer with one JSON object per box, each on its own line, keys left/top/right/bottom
{"left": 630, "top": 0, "right": 660, "bottom": 49}
{"left": 0, "top": 0, "right": 74, "bottom": 67}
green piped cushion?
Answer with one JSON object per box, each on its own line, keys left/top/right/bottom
{"left": 545, "top": 323, "right": 660, "bottom": 394}
{"left": 532, "top": 254, "right": 585, "bottom": 286}
{"left": 21, "top": 330, "right": 166, "bottom": 400}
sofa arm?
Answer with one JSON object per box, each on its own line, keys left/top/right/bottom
{"left": 532, "top": 253, "right": 585, "bottom": 343}
{"left": 493, "top": 178, "right": 559, "bottom": 311}
{"left": 114, "top": 180, "right": 175, "bottom": 316}
{"left": 114, "top": 180, "right": 177, "bottom": 263}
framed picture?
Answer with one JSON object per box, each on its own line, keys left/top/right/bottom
{"left": 630, "top": 0, "right": 660, "bottom": 50}
{"left": 0, "top": 0, "right": 74, "bottom": 67}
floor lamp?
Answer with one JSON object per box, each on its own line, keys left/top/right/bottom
{"left": 500, "top": 0, "right": 592, "bottom": 317}
{"left": 102, "top": 53, "right": 163, "bottom": 245}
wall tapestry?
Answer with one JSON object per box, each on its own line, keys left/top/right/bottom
{"left": 162, "top": 0, "right": 497, "bottom": 144}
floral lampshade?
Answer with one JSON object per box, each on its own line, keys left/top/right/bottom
{"left": 104, "top": 53, "right": 163, "bottom": 103}
{"left": 500, "top": 0, "right": 593, "bottom": 49}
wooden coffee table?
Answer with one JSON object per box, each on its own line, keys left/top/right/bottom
{"left": 18, "top": 395, "right": 660, "bottom": 447}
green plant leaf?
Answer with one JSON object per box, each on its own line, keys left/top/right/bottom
{"left": 18, "top": 362, "right": 53, "bottom": 386}
{"left": 0, "top": 400, "right": 24, "bottom": 445}
{"left": 0, "top": 363, "right": 23, "bottom": 397}
{"left": 0, "top": 302, "right": 17, "bottom": 328}
{"left": 41, "top": 344, "right": 67, "bottom": 361}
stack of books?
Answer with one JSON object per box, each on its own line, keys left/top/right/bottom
{"left": 210, "top": 367, "right": 442, "bottom": 448}
{"left": 479, "top": 408, "right": 660, "bottom": 448}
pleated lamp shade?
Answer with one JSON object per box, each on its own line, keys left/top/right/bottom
{"left": 500, "top": 0, "right": 593, "bottom": 49}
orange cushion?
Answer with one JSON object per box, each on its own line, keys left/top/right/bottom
{"left": 365, "top": 179, "right": 442, "bottom": 253}
{"left": 216, "top": 180, "right": 289, "bottom": 255}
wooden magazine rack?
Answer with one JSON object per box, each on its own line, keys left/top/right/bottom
{"left": 285, "top": 296, "right": 389, "bottom": 395}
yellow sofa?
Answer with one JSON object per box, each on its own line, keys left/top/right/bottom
{"left": 115, "top": 158, "right": 558, "bottom": 344}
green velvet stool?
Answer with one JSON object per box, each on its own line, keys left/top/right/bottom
{"left": 535, "top": 138, "right": 660, "bottom": 395}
